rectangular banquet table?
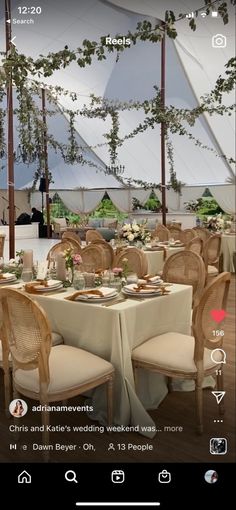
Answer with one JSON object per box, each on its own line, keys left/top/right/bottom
{"left": 144, "top": 246, "right": 184, "bottom": 275}
{"left": 221, "top": 234, "right": 236, "bottom": 272}
{"left": 31, "top": 284, "right": 192, "bottom": 438}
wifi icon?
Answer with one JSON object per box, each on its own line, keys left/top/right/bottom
{"left": 201, "top": 12, "right": 207, "bottom": 18}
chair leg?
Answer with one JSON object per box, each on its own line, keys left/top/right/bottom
{"left": 3, "top": 367, "right": 11, "bottom": 416}
{"left": 167, "top": 377, "right": 173, "bottom": 393}
{"left": 195, "top": 379, "right": 203, "bottom": 434}
{"left": 217, "top": 370, "right": 225, "bottom": 416}
{"left": 106, "top": 376, "right": 114, "bottom": 427}
{"left": 133, "top": 362, "right": 138, "bottom": 391}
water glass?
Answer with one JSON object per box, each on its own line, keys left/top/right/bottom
{"left": 21, "top": 269, "right": 33, "bottom": 282}
{"left": 126, "top": 273, "right": 138, "bottom": 285}
{"left": 109, "top": 278, "right": 122, "bottom": 293}
{"left": 73, "top": 271, "right": 85, "bottom": 290}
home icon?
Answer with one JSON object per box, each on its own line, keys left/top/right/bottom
{"left": 18, "top": 471, "right": 31, "bottom": 484}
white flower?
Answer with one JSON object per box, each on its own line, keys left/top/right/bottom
{"left": 9, "top": 258, "right": 16, "bottom": 265}
{"left": 128, "top": 233, "right": 135, "bottom": 241}
{"left": 122, "top": 223, "right": 131, "bottom": 231}
{"left": 132, "top": 224, "right": 140, "bottom": 232}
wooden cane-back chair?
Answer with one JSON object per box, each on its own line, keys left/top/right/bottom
{"left": 80, "top": 244, "right": 106, "bottom": 271}
{"left": 86, "top": 229, "right": 104, "bottom": 243}
{"left": 113, "top": 247, "right": 148, "bottom": 278}
{"left": 46, "top": 241, "right": 76, "bottom": 262}
{"left": 132, "top": 272, "right": 231, "bottom": 434}
{"left": 162, "top": 250, "right": 206, "bottom": 307}
{"left": 62, "top": 231, "right": 82, "bottom": 247}
{"left": 167, "top": 226, "right": 183, "bottom": 241}
{"left": 193, "top": 227, "right": 211, "bottom": 243}
{"left": 0, "top": 288, "right": 114, "bottom": 456}
{"left": 181, "top": 229, "right": 196, "bottom": 245}
{"left": 203, "top": 234, "right": 222, "bottom": 278}
{"left": 152, "top": 224, "right": 170, "bottom": 242}
{"left": 186, "top": 236, "right": 203, "bottom": 256}
{"left": 90, "top": 239, "right": 114, "bottom": 269}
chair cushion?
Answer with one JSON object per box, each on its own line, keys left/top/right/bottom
{"left": 132, "top": 332, "right": 223, "bottom": 373}
{"left": 51, "top": 331, "right": 64, "bottom": 346}
{"left": 14, "top": 345, "right": 113, "bottom": 394}
{"left": 208, "top": 265, "right": 219, "bottom": 275}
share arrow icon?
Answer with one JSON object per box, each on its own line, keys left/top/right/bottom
{"left": 212, "top": 391, "right": 226, "bottom": 404}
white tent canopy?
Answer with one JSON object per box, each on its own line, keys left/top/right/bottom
{"left": 0, "top": 0, "right": 235, "bottom": 212}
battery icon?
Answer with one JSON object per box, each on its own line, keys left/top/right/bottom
{"left": 212, "top": 11, "right": 218, "bottom": 17}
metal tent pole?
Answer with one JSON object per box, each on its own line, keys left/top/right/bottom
{"left": 41, "top": 87, "right": 51, "bottom": 238}
{"left": 160, "top": 26, "right": 167, "bottom": 226}
{"left": 5, "top": 0, "right": 15, "bottom": 257}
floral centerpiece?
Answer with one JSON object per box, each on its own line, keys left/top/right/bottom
{"left": 63, "top": 248, "right": 83, "bottom": 284}
{"left": 203, "top": 213, "right": 231, "bottom": 232}
{"left": 121, "top": 221, "right": 151, "bottom": 245}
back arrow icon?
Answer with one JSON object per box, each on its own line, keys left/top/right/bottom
{"left": 11, "top": 36, "right": 16, "bottom": 46}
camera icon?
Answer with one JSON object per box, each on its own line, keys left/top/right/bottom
{"left": 158, "top": 469, "right": 171, "bottom": 484}
{"left": 212, "top": 34, "right": 227, "bottom": 48}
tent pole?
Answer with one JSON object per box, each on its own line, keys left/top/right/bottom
{"left": 160, "top": 26, "right": 166, "bottom": 226}
{"left": 41, "top": 88, "right": 51, "bottom": 238}
{"left": 5, "top": 0, "right": 15, "bottom": 258}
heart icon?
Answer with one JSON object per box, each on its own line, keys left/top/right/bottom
{"left": 211, "top": 309, "right": 227, "bottom": 323}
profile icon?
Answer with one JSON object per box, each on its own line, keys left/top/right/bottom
{"left": 9, "top": 399, "right": 28, "bottom": 418}
{"left": 204, "top": 470, "right": 218, "bottom": 484}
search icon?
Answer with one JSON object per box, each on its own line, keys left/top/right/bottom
{"left": 65, "top": 470, "right": 78, "bottom": 483}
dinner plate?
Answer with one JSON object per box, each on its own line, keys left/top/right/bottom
{"left": 138, "top": 278, "right": 163, "bottom": 286}
{"left": 169, "top": 243, "right": 184, "bottom": 247}
{"left": 123, "top": 283, "right": 162, "bottom": 296}
{"left": 122, "top": 288, "right": 162, "bottom": 298}
{"left": 73, "top": 290, "right": 118, "bottom": 303}
{"left": 0, "top": 273, "right": 17, "bottom": 284}
{"left": 33, "top": 283, "right": 64, "bottom": 292}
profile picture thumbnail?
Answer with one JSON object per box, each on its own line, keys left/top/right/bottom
{"left": 9, "top": 399, "right": 28, "bottom": 418}
{"left": 204, "top": 470, "right": 218, "bottom": 484}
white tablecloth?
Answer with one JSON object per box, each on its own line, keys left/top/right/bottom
{"left": 144, "top": 247, "right": 184, "bottom": 275}
{"left": 32, "top": 284, "right": 192, "bottom": 437}
{"left": 221, "top": 235, "right": 236, "bottom": 272}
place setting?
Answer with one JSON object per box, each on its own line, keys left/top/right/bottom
{"left": 0, "top": 272, "right": 18, "bottom": 285}
{"left": 64, "top": 286, "right": 120, "bottom": 303}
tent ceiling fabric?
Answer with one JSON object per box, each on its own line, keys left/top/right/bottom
{"left": 0, "top": 0, "right": 235, "bottom": 197}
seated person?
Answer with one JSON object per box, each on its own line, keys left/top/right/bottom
{"left": 31, "top": 207, "right": 44, "bottom": 225}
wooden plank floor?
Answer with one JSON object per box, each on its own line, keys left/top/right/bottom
{"left": 0, "top": 276, "right": 235, "bottom": 463}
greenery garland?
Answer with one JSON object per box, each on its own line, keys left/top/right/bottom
{"left": 0, "top": 1, "right": 235, "bottom": 192}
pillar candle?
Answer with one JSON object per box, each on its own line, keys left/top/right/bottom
{"left": 23, "top": 249, "right": 33, "bottom": 270}
{"left": 56, "top": 252, "right": 66, "bottom": 281}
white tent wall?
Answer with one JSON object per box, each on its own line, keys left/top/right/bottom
{"left": 0, "top": 190, "right": 31, "bottom": 224}
{"left": 30, "top": 185, "right": 234, "bottom": 216}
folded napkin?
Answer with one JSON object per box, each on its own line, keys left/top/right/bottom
{"left": 143, "top": 275, "right": 162, "bottom": 283}
{"left": 65, "top": 286, "right": 115, "bottom": 301}
{"left": 0, "top": 272, "right": 15, "bottom": 280}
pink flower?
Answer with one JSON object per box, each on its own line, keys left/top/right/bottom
{"left": 113, "top": 267, "right": 123, "bottom": 275}
{"left": 73, "top": 254, "right": 83, "bottom": 265}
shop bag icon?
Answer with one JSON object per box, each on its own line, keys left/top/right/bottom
{"left": 158, "top": 470, "right": 171, "bottom": 483}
